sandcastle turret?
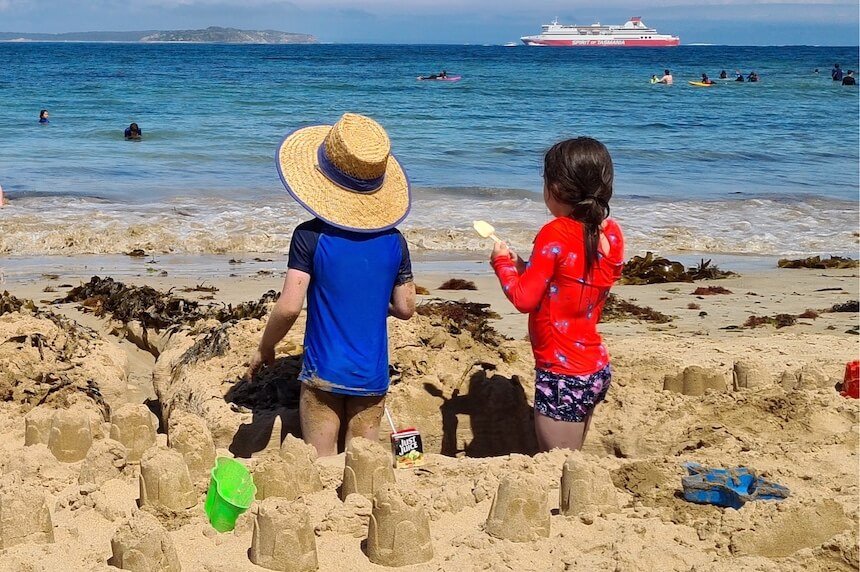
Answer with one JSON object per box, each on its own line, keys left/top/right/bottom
{"left": 138, "top": 447, "right": 197, "bottom": 511}
{"left": 341, "top": 437, "right": 395, "bottom": 501}
{"left": 249, "top": 497, "right": 318, "bottom": 572}
{"left": 559, "top": 452, "right": 619, "bottom": 516}
{"left": 663, "top": 365, "right": 727, "bottom": 396}
{"left": 110, "top": 404, "right": 159, "bottom": 463}
{"left": 366, "top": 484, "right": 433, "bottom": 567}
{"left": 47, "top": 404, "right": 101, "bottom": 462}
{"left": 167, "top": 410, "right": 216, "bottom": 485}
{"left": 484, "top": 472, "right": 550, "bottom": 542}
{"left": 0, "top": 480, "right": 54, "bottom": 549}
{"left": 109, "top": 509, "right": 181, "bottom": 572}
{"left": 255, "top": 435, "right": 323, "bottom": 501}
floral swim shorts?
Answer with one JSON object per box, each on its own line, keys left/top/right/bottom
{"left": 534, "top": 365, "right": 612, "bottom": 423}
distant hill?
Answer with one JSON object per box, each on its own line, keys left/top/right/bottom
{"left": 0, "top": 26, "right": 317, "bottom": 44}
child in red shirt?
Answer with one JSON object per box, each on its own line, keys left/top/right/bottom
{"left": 491, "top": 137, "right": 624, "bottom": 452}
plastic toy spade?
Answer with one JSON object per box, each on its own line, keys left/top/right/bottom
{"left": 473, "top": 220, "right": 502, "bottom": 243}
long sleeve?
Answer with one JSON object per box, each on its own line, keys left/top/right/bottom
{"left": 492, "top": 227, "right": 561, "bottom": 313}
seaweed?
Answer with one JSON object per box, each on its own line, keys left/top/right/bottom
{"left": 687, "top": 303, "right": 701, "bottom": 310}
{"left": 693, "top": 286, "right": 733, "bottom": 295}
{"left": 438, "top": 278, "right": 477, "bottom": 291}
{"left": 179, "top": 283, "right": 219, "bottom": 293}
{"left": 178, "top": 323, "right": 231, "bottom": 367}
{"left": 777, "top": 256, "right": 858, "bottom": 269}
{"left": 0, "top": 291, "right": 36, "bottom": 316}
{"left": 620, "top": 252, "right": 736, "bottom": 285}
{"left": 416, "top": 300, "right": 502, "bottom": 344}
{"left": 743, "top": 314, "right": 797, "bottom": 329}
{"left": 601, "top": 294, "right": 673, "bottom": 323}
{"left": 126, "top": 249, "right": 147, "bottom": 258}
{"left": 415, "top": 285, "right": 430, "bottom": 295}
{"left": 826, "top": 300, "right": 859, "bottom": 313}
{"left": 797, "top": 309, "right": 819, "bottom": 319}
{"left": 61, "top": 277, "right": 278, "bottom": 329}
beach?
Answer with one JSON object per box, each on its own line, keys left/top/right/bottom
{"left": 0, "top": 39, "right": 858, "bottom": 571}
{"left": 0, "top": 257, "right": 857, "bottom": 571}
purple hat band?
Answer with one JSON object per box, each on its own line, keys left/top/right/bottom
{"left": 316, "top": 143, "right": 385, "bottom": 194}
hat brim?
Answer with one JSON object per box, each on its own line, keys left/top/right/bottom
{"left": 276, "top": 125, "right": 411, "bottom": 232}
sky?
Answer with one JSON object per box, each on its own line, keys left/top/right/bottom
{"left": 0, "top": 0, "right": 858, "bottom": 45}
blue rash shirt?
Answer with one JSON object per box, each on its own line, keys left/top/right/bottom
{"left": 288, "top": 218, "right": 413, "bottom": 396}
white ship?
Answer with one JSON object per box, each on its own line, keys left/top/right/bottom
{"left": 521, "top": 17, "right": 680, "bottom": 47}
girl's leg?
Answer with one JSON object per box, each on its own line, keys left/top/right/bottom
{"left": 534, "top": 411, "right": 592, "bottom": 452}
{"left": 299, "top": 384, "right": 344, "bottom": 457}
{"left": 344, "top": 395, "right": 386, "bottom": 446}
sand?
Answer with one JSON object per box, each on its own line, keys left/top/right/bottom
{"left": 0, "top": 262, "right": 856, "bottom": 571}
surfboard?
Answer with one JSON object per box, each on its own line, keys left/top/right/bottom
{"left": 417, "top": 75, "right": 462, "bottom": 82}
{"left": 688, "top": 81, "right": 716, "bottom": 87}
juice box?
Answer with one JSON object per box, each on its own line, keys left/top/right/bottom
{"left": 390, "top": 428, "right": 425, "bottom": 469}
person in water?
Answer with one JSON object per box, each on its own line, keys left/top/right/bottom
{"left": 39, "top": 109, "right": 49, "bottom": 124}
{"left": 421, "top": 70, "right": 448, "bottom": 80}
{"left": 832, "top": 63, "right": 843, "bottom": 82}
{"left": 650, "top": 74, "right": 658, "bottom": 84}
{"left": 700, "top": 73, "right": 713, "bottom": 85}
{"left": 747, "top": 71, "right": 759, "bottom": 83}
{"left": 735, "top": 70, "right": 744, "bottom": 82}
{"left": 719, "top": 70, "right": 728, "bottom": 79}
{"left": 490, "top": 137, "right": 624, "bottom": 452}
{"left": 124, "top": 123, "right": 142, "bottom": 140}
{"left": 659, "top": 69, "right": 673, "bottom": 85}
{"left": 843, "top": 71, "right": 857, "bottom": 86}
{"left": 246, "top": 113, "right": 415, "bottom": 457}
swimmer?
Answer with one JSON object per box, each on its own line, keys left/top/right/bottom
{"left": 124, "top": 122, "right": 142, "bottom": 140}
{"left": 39, "top": 109, "right": 49, "bottom": 124}
{"left": 659, "top": 69, "right": 673, "bottom": 85}
{"left": 700, "top": 73, "right": 714, "bottom": 85}
{"left": 719, "top": 70, "right": 728, "bottom": 79}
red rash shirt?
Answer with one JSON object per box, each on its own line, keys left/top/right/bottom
{"left": 492, "top": 217, "right": 625, "bottom": 376}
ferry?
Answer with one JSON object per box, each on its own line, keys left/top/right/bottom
{"left": 521, "top": 17, "right": 680, "bottom": 47}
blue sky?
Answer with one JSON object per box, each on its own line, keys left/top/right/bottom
{"left": 0, "top": 0, "right": 858, "bottom": 45}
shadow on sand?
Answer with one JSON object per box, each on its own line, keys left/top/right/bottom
{"left": 424, "top": 364, "right": 537, "bottom": 458}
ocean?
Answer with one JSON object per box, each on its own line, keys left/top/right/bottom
{"left": 0, "top": 43, "right": 858, "bottom": 259}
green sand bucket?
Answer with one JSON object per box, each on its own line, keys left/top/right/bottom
{"left": 204, "top": 457, "right": 256, "bottom": 532}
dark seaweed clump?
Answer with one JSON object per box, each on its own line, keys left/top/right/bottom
{"left": 602, "top": 294, "right": 673, "bottom": 323}
{"left": 693, "top": 286, "right": 733, "bottom": 295}
{"left": 62, "top": 277, "right": 201, "bottom": 329}
{"left": 826, "top": 300, "right": 859, "bottom": 313}
{"left": 61, "top": 277, "right": 279, "bottom": 329}
{"left": 417, "top": 300, "right": 502, "bottom": 344}
{"left": 415, "top": 285, "right": 430, "bottom": 295}
{"left": 621, "top": 253, "right": 736, "bottom": 285}
{"left": 1, "top": 291, "right": 36, "bottom": 316}
{"left": 439, "top": 278, "right": 478, "bottom": 291}
{"left": 743, "top": 314, "right": 798, "bottom": 329}
{"left": 777, "top": 256, "right": 858, "bottom": 269}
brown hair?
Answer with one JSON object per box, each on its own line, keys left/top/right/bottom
{"left": 543, "top": 137, "right": 613, "bottom": 277}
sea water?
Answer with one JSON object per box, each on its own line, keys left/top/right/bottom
{"left": 0, "top": 43, "right": 857, "bottom": 258}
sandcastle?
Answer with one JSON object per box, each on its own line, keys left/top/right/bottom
{"left": 23, "top": 406, "right": 54, "bottom": 446}
{"left": 341, "top": 437, "right": 395, "bottom": 501}
{"left": 559, "top": 452, "right": 620, "bottom": 516}
{"left": 138, "top": 447, "right": 197, "bottom": 511}
{"left": 167, "top": 410, "right": 216, "bottom": 484}
{"left": 484, "top": 472, "right": 550, "bottom": 542}
{"left": 663, "top": 366, "right": 728, "bottom": 396}
{"left": 109, "top": 509, "right": 181, "bottom": 572}
{"left": 366, "top": 484, "right": 433, "bottom": 567}
{"left": 249, "top": 497, "right": 318, "bottom": 572}
{"left": 110, "top": 404, "right": 159, "bottom": 463}
{"left": 732, "top": 360, "right": 770, "bottom": 390}
{"left": 0, "top": 481, "right": 54, "bottom": 549}
{"left": 79, "top": 438, "right": 130, "bottom": 485}
{"left": 254, "top": 440, "right": 323, "bottom": 501}
{"left": 46, "top": 405, "right": 101, "bottom": 462}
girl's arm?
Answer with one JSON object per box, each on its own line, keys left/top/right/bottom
{"left": 491, "top": 229, "right": 559, "bottom": 313}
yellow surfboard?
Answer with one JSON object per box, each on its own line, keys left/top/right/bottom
{"left": 688, "top": 81, "right": 715, "bottom": 87}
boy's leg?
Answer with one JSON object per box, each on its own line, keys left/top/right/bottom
{"left": 299, "top": 384, "right": 344, "bottom": 457}
{"left": 344, "top": 394, "right": 386, "bottom": 446}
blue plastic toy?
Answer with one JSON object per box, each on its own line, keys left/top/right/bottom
{"left": 681, "top": 462, "right": 790, "bottom": 509}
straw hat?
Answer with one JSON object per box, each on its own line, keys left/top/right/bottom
{"left": 276, "top": 113, "right": 411, "bottom": 232}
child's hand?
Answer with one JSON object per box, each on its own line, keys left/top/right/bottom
{"left": 491, "top": 241, "right": 513, "bottom": 263}
{"left": 245, "top": 346, "right": 275, "bottom": 380}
